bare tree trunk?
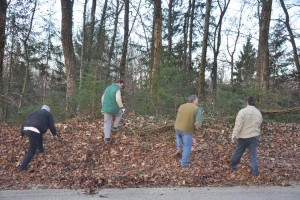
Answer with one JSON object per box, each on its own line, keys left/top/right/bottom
{"left": 87, "top": 0, "right": 96, "bottom": 61}
{"left": 279, "top": 0, "right": 300, "bottom": 101}
{"left": 188, "top": 0, "right": 195, "bottom": 71}
{"left": 0, "top": 0, "right": 7, "bottom": 121}
{"left": 198, "top": 0, "right": 211, "bottom": 100}
{"left": 61, "top": 0, "right": 76, "bottom": 116}
{"left": 226, "top": 2, "right": 244, "bottom": 86}
{"left": 119, "top": 0, "right": 129, "bottom": 80}
{"left": 78, "top": 0, "right": 88, "bottom": 115}
{"left": 211, "top": 0, "right": 230, "bottom": 95}
{"left": 256, "top": 0, "right": 272, "bottom": 91}
{"left": 95, "top": 0, "right": 108, "bottom": 80}
{"left": 107, "top": 0, "right": 121, "bottom": 79}
{"left": 183, "top": 1, "right": 189, "bottom": 71}
{"left": 167, "top": 0, "right": 173, "bottom": 62}
{"left": 79, "top": 0, "right": 88, "bottom": 92}
{"left": 19, "top": 0, "right": 37, "bottom": 110}
{"left": 150, "top": 0, "right": 162, "bottom": 96}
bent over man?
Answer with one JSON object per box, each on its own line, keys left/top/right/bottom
{"left": 20, "top": 105, "right": 57, "bottom": 171}
{"left": 174, "top": 95, "right": 203, "bottom": 167}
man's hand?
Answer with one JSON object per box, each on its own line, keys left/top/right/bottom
{"left": 231, "top": 134, "right": 236, "bottom": 143}
{"left": 56, "top": 132, "right": 62, "bottom": 138}
{"left": 120, "top": 108, "right": 126, "bottom": 114}
{"left": 194, "top": 122, "right": 201, "bottom": 130}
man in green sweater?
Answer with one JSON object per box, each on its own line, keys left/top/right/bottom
{"left": 101, "top": 80, "right": 125, "bottom": 144}
{"left": 174, "top": 95, "right": 203, "bottom": 167}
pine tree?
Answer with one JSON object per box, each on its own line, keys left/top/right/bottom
{"left": 234, "top": 36, "right": 256, "bottom": 87}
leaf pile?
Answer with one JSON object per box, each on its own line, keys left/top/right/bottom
{"left": 0, "top": 116, "right": 299, "bottom": 191}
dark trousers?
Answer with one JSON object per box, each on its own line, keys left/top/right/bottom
{"left": 20, "top": 130, "right": 44, "bottom": 170}
{"left": 230, "top": 136, "right": 259, "bottom": 176}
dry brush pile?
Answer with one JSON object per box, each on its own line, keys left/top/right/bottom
{"left": 0, "top": 116, "right": 299, "bottom": 192}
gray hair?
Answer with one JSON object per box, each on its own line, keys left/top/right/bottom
{"left": 41, "top": 105, "right": 50, "bottom": 112}
{"left": 188, "top": 95, "right": 198, "bottom": 103}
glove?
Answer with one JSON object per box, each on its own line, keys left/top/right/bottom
{"left": 194, "top": 122, "right": 201, "bottom": 130}
{"left": 231, "top": 134, "right": 236, "bottom": 143}
{"left": 120, "top": 108, "right": 126, "bottom": 114}
{"left": 56, "top": 132, "right": 62, "bottom": 138}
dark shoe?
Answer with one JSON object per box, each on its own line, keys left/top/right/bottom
{"left": 111, "top": 127, "right": 119, "bottom": 132}
{"left": 37, "top": 149, "right": 45, "bottom": 154}
{"left": 175, "top": 150, "right": 182, "bottom": 158}
{"left": 104, "top": 138, "right": 111, "bottom": 144}
{"left": 19, "top": 166, "right": 27, "bottom": 172}
{"left": 181, "top": 164, "right": 190, "bottom": 168}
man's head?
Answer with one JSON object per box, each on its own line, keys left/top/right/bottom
{"left": 116, "top": 80, "right": 125, "bottom": 88}
{"left": 41, "top": 105, "right": 50, "bottom": 112}
{"left": 248, "top": 96, "right": 256, "bottom": 106}
{"left": 188, "top": 95, "right": 199, "bottom": 105}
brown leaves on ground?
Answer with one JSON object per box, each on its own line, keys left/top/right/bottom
{"left": 0, "top": 117, "right": 299, "bottom": 191}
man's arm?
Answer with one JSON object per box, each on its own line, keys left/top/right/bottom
{"left": 115, "top": 90, "right": 124, "bottom": 108}
{"left": 232, "top": 110, "right": 244, "bottom": 139}
{"left": 194, "top": 108, "right": 203, "bottom": 129}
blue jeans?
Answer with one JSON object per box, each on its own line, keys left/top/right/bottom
{"left": 175, "top": 130, "right": 193, "bottom": 166}
{"left": 20, "top": 130, "right": 43, "bottom": 170}
{"left": 103, "top": 111, "right": 123, "bottom": 139}
{"left": 230, "top": 136, "right": 259, "bottom": 176}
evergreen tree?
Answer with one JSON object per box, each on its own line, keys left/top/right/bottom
{"left": 234, "top": 36, "right": 256, "bottom": 87}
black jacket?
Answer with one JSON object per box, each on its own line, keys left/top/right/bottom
{"left": 21, "top": 109, "right": 57, "bottom": 136}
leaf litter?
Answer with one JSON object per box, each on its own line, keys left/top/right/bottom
{"left": 0, "top": 116, "right": 299, "bottom": 192}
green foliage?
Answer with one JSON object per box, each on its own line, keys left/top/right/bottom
{"left": 77, "top": 76, "right": 107, "bottom": 117}
{"left": 152, "top": 67, "right": 196, "bottom": 116}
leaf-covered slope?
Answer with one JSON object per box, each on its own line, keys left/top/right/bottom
{"left": 0, "top": 117, "right": 299, "bottom": 190}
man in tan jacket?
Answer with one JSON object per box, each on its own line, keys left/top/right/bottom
{"left": 230, "top": 96, "right": 263, "bottom": 176}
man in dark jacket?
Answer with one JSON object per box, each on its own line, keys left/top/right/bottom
{"left": 19, "top": 105, "right": 58, "bottom": 171}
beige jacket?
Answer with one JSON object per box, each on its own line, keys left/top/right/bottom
{"left": 232, "top": 105, "right": 263, "bottom": 139}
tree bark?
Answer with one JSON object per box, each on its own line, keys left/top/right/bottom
{"left": 0, "top": 0, "right": 7, "bottom": 120}
{"left": 150, "top": 0, "right": 162, "bottom": 96}
{"left": 119, "top": 0, "right": 129, "bottom": 80}
{"left": 61, "top": 0, "right": 76, "bottom": 116}
{"left": 198, "top": 0, "right": 211, "bottom": 100}
{"left": 256, "top": 0, "right": 272, "bottom": 90}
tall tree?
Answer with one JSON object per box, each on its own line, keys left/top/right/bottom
{"left": 167, "top": 0, "right": 174, "bottom": 62}
{"left": 256, "top": 0, "right": 272, "bottom": 90}
{"left": 18, "top": 0, "right": 37, "bottom": 110}
{"left": 61, "top": 0, "right": 76, "bottom": 116}
{"left": 279, "top": 0, "right": 300, "bottom": 99}
{"left": 225, "top": 1, "right": 245, "bottom": 86}
{"left": 107, "top": 0, "right": 121, "bottom": 79}
{"left": 210, "top": 0, "right": 230, "bottom": 94}
{"left": 198, "top": 0, "right": 211, "bottom": 100}
{"left": 119, "top": 0, "right": 129, "bottom": 80}
{"left": 150, "top": 0, "right": 162, "bottom": 96}
{"left": 87, "top": 0, "right": 97, "bottom": 61}
{"left": 0, "top": 0, "right": 7, "bottom": 120}
{"left": 188, "top": 0, "right": 196, "bottom": 71}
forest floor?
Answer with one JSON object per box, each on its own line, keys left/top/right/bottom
{"left": 0, "top": 116, "right": 299, "bottom": 193}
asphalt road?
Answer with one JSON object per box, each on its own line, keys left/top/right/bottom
{"left": 1, "top": 186, "right": 300, "bottom": 200}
